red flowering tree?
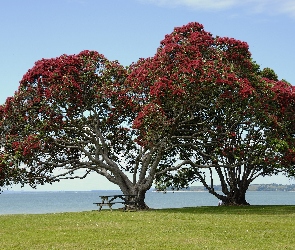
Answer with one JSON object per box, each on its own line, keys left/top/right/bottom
{"left": 0, "top": 141, "right": 27, "bottom": 191}
{"left": 266, "top": 79, "right": 295, "bottom": 176}
{"left": 128, "top": 22, "right": 295, "bottom": 205}
{"left": 1, "top": 23, "right": 294, "bottom": 208}
{"left": 0, "top": 50, "right": 172, "bottom": 208}
{"left": 0, "top": 104, "right": 28, "bottom": 191}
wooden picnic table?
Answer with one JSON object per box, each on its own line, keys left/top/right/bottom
{"left": 93, "top": 194, "right": 138, "bottom": 211}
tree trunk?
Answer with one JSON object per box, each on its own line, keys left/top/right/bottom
{"left": 119, "top": 184, "right": 150, "bottom": 210}
{"left": 200, "top": 170, "right": 251, "bottom": 206}
{"left": 136, "top": 189, "right": 149, "bottom": 210}
{"left": 222, "top": 188, "right": 250, "bottom": 206}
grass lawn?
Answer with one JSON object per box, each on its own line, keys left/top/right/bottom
{"left": 1, "top": 206, "right": 295, "bottom": 249}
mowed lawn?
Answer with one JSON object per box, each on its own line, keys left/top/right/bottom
{"left": 1, "top": 206, "right": 294, "bottom": 249}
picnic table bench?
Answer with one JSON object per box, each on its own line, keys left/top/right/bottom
{"left": 93, "top": 194, "right": 138, "bottom": 211}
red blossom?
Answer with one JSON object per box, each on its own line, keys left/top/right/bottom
{"left": 239, "top": 79, "right": 254, "bottom": 98}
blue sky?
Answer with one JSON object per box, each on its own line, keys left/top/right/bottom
{"left": 1, "top": 0, "right": 295, "bottom": 191}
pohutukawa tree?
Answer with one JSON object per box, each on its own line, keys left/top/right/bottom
{"left": 1, "top": 103, "right": 34, "bottom": 191}
{"left": 0, "top": 50, "right": 173, "bottom": 208}
{"left": 1, "top": 23, "right": 294, "bottom": 207}
{"left": 266, "top": 78, "right": 295, "bottom": 177}
{"left": 0, "top": 133, "right": 27, "bottom": 191}
{"left": 128, "top": 22, "right": 295, "bottom": 205}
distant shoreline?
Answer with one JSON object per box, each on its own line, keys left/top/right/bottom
{"left": 154, "top": 183, "right": 295, "bottom": 192}
{"left": 152, "top": 190, "right": 207, "bottom": 193}
{"left": 3, "top": 183, "right": 295, "bottom": 193}
{"left": 153, "top": 190, "right": 295, "bottom": 193}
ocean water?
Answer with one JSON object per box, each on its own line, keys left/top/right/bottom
{"left": 0, "top": 190, "right": 294, "bottom": 215}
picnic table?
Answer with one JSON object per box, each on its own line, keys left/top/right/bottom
{"left": 93, "top": 194, "right": 138, "bottom": 211}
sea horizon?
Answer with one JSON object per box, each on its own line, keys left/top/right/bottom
{"left": 1, "top": 190, "right": 295, "bottom": 215}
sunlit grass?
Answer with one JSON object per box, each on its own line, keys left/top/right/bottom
{"left": 1, "top": 206, "right": 295, "bottom": 249}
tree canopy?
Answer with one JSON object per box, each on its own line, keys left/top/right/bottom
{"left": 127, "top": 22, "right": 295, "bottom": 205}
{"left": 0, "top": 50, "right": 176, "bottom": 208}
{"left": 1, "top": 22, "right": 294, "bottom": 206}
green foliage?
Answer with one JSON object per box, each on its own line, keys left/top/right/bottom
{"left": 271, "top": 138, "right": 289, "bottom": 151}
{"left": 260, "top": 67, "right": 278, "bottom": 81}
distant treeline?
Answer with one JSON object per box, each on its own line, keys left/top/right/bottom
{"left": 160, "top": 184, "right": 295, "bottom": 192}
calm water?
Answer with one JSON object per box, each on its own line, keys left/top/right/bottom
{"left": 0, "top": 190, "right": 294, "bottom": 215}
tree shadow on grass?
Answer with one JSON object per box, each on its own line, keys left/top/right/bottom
{"left": 154, "top": 205, "right": 295, "bottom": 215}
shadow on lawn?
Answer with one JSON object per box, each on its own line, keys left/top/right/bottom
{"left": 155, "top": 205, "right": 295, "bottom": 215}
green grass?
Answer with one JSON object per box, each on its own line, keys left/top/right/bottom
{"left": 1, "top": 206, "right": 295, "bottom": 249}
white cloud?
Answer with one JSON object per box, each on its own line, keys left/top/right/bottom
{"left": 280, "top": 1, "right": 295, "bottom": 17}
{"left": 247, "top": 0, "right": 295, "bottom": 17}
{"left": 141, "top": 0, "right": 238, "bottom": 10}
{"left": 140, "top": 0, "right": 295, "bottom": 18}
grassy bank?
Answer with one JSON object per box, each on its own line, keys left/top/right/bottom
{"left": 1, "top": 206, "right": 295, "bottom": 249}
